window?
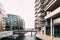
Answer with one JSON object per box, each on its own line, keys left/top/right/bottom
{"left": 54, "top": 26, "right": 60, "bottom": 37}
{"left": 3, "top": 19, "right": 5, "bottom": 22}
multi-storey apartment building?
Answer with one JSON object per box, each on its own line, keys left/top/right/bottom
{"left": 0, "top": 3, "right": 6, "bottom": 31}
{"left": 6, "top": 14, "right": 25, "bottom": 31}
{"left": 35, "top": 0, "right": 47, "bottom": 31}
{"left": 35, "top": 0, "right": 44, "bottom": 31}
{"left": 6, "top": 14, "right": 17, "bottom": 30}
{"left": 35, "top": 0, "right": 60, "bottom": 40}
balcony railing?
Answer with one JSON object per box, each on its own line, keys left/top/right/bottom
{"left": 35, "top": 0, "right": 39, "bottom": 3}
{"left": 39, "top": 4, "right": 45, "bottom": 9}
{"left": 45, "top": 7, "right": 60, "bottom": 19}
{"left": 38, "top": 13, "right": 45, "bottom": 17}
{"left": 45, "top": 0, "right": 57, "bottom": 11}
{"left": 38, "top": 9, "right": 44, "bottom": 13}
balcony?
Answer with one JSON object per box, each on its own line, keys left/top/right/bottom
{"left": 45, "top": 0, "right": 60, "bottom": 11}
{"left": 39, "top": 17, "right": 45, "bottom": 22}
{"left": 53, "top": 18, "right": 60, "bottom": 25}
{"left": 35, "top": 7, "right": 39, "bottom": 11}
{"left": 39, "top": 21, "right": 45, "bottom": 27}
{"left": 38, "top": 13, "right": 45, "bottom": 17}
{"left": 40, "top": 0, "right": 46, "bottom": 4}
{"left": 35, "top": 11, "right": 38, "bottom": 14}
{"left": 35, "top": 0, "right": 39, "bottom": 3}
{"left": 45, "top": 7, "right": 60, "bottom": 19}
{"left": 40, "top": 19, "right": 45, "bottom": 22}
{"left": 38, "top": 9, "right": 44, "bottom": 13}
{"left": 39, "top": 4, "right": 45, "bottom": 9}
{"left": 45, "top": 0, "right": 56, "bottom": 11}
{"left": 45, "top": 0, "right": 52, "bottom": 6}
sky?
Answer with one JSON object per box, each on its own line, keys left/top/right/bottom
{"left": 0, "top": 0, "right": 35, "bottom": 28}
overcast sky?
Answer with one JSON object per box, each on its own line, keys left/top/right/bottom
{"left": 0, "top": 0, "right": 35, "bottom": 28}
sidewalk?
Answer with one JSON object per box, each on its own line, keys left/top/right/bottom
{"left": 35, "top": 32, "right": 53, "bottom": 40}
{"left": 0, "top": 31, "right": 13, "bottom": 38}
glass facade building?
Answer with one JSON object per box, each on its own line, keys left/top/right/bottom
{"left": 6, "top": 14, "right": 25, "bottom": 31}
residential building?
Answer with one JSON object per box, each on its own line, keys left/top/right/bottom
{"left": 6, "top": 14, "right": 18, "bottom": 30}
{"left": 0, "top": 3, "right": 13, "bottom": 38}
{"left": 35, "top": 0, "right": 46, "bottom": 31}
{"left": 0, "top": 3, "right": 6, "bottom": 31}
{"left": 35, "top": 0, "right": 60, "bottom": 40}
{"left": 6, "top": 14, "right": 25, "bottom": 31}
{"left": 17, "top": 16, "right": 25, "bottom": 30}
{"left": 20, "top": 19, "right": 25, "bottom": 30}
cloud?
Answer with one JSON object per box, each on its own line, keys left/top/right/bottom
{"left": 0, "top": 0, "right": 35, "bottom": 28}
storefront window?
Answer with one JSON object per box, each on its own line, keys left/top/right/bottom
{"left": 54, "top": 26, "right": 60, "bottom": 37}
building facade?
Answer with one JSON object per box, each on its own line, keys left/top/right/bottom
{"left": 35, "top": 0, "right": 47, "bottom": 31}
{"left": 6, "top": 14, "right": 25, "bottom": 31}
{"left": 45, "top": 0, "right": 60, "bottom": 40}
{"left": 35, "top": 0, "right": 60, "bottom": 40}
{"left": 0, "top": 3, "right": 6, "bottom": 31}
